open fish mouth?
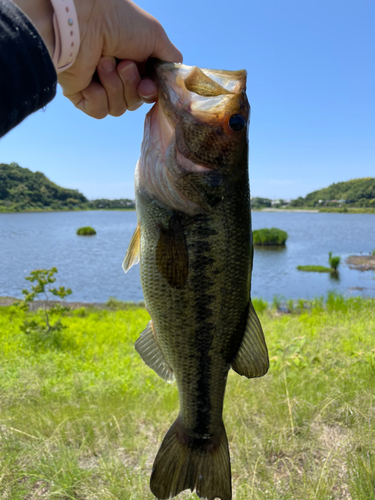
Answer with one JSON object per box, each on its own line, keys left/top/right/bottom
{"left": 138, "top": 60, "right": 251, "bottom": 215}
{"left": 147, "top": 59, "right": 248, "bottom": 126}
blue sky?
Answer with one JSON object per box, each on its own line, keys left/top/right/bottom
{"left": 1, "top": 0, "right": 374, "bottom": 200}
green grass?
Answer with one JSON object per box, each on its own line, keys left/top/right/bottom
{"left": 298, "top": 252, "right": 341, "bottom": 274}
{"left": 319, "top": 207, "right": 375, "bottom": 214}
{"left": 76, "top": 227, "right": 97, "bottom": 236}
{"left": 297, "top": 265, "right": 333, "bottom": 272}
{"left": 1, "top": 295, "right": 375, "bottom": 499}
{"left": 253, "top": 228, "right": 288, "bottom": 246}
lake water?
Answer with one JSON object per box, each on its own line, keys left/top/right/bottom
{"left": 0, "top": 210, "right": 374, "bottom": 303}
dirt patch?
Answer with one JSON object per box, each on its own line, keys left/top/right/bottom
{"left": 346, "top": 255, "right": 375, "bottom": 271}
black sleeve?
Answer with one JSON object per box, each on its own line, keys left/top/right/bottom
{"left": 0, "top": 0, "right": 57, "bottom": 138}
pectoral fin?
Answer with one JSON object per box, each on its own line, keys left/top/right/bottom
{"left": 156, "top": 215, "right": 188, "bottom": 289}
{"left": 122, "top": 225, "right": 140, "bottom": 273}
{"left": 231, "top": 301, "right": 269, "bottom": 378}
{"left": 135, "top": 321, "right": 175, "bottom": 383}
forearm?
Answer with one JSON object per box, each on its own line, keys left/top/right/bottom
{"left": 0, "top": 0, "right": 57, "bottom": 137}
{"left": 11, "top": 0, "right": 55, "bottom": 58}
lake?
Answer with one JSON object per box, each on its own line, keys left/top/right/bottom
{"left": 0, "top": 210, "right": 374, "bottom": 303}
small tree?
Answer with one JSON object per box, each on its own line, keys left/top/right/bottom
{"left": 17, "top": 267, "right": 72, "bottom": 336}
{"left": 328, "top": 251, "right": 341, "bottom": 271}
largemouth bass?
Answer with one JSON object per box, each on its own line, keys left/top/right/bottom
{"left": 123, "top": 60, "right": 269, "bottom": 500}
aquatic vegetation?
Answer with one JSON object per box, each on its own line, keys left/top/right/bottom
{"left": 253, "top": 227, "right": 288, "bottom": 246}
{"left": 0, "top": 295, "right": 374, "bottom": 498}
{"left": 272, "top": 294, "right": 283, "bottom": 310}
{"left": 252, "top": 297, "right": 268, "bottom": 314}
{"left": 298, "top": 252, "right": 341, "bottom": 273}
{"left": 76, "top": 226, "right": 96, "bottom": 236}
{"left": 328, "top": 251, "right": 341, "bottom": 271}
{"left": 297, "top": 265, "right": 332, "bottom": 272}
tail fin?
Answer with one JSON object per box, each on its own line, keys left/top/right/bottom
{"left": 150, "top": 417, "right": 231, "bottom": 500}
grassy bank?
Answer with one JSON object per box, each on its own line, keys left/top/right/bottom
{"left": 1, "top": 295, "right": 374, "bottom": 499}
{"left": 318, "top": 207, "right": 375, "bottom": 214}
{"left": 0, "top": 206, "right": 135, "bottom": 214}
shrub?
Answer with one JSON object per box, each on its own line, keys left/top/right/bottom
{"left": 77, "top": 226, "right": 96, "bottom": 236}
{"left": 328, "top": 251, "right": 341, "bottom": 271}
{"left": 372, "top": 249, "right": 375, "bottom": 256}
{"left": 16, "top": 267, "right": 72, "bottom": 338}
{"left": 253, "top": 228, "right": 288, "bottom": 246}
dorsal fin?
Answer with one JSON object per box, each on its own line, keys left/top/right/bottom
{"left": 122, "top": 225, "right": 140, "bottom": 273}
{"left": 184, "top": 67, "right": 233, "bottom": 97}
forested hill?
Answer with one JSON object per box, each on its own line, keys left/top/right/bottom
{"left": 0, "top": 163, "right": 135, "bottom": 212}
{"left": 291, "top": 178, "right": 375, "bottom": 208}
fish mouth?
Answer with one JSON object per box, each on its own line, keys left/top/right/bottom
{"left": 147, "top": 59, "right": 247, "bottom": 94}
{"left": 146, "top": 59, "right": 248, "bottom": 120}
{"left": 146, "top": 59, "right": 250, "bottom": 172}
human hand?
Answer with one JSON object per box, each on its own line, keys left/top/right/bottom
{"left": 13, "top": 0, "right": 182, "bottom": 118}
{"left": 57, "top": 0, "right": 182, "bottom": 118}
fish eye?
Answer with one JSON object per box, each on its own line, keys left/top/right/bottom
{"left": 229, "top": 114, "right": 246, "bottom": 132}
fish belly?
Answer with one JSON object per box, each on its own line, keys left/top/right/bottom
{"left": 136, "top": 181, "right": 252, "bottom": 437}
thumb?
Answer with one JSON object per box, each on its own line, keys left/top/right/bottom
{"left": 151, "top": 23, "right": 183, "bottom": 63}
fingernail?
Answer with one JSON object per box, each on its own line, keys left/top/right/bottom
{"left": 121, "top": 63, "right": 137, "bottom": 81}
{"left": 100, "top": 58, "right": 115, "bottom": 73}
{"left": 140, "top": 94, "right": 158, "bottom": 103}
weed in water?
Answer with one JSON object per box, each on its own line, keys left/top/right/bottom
{"left": 272, "top": 294, "right": 283, "bottom": 310}
{"left": 328, "top": 251, "right": 341, "bottom": 271}
{"left": 253, "top": 228, "right": 288, "bottom": 246}
{"left": 252, "top": 297, "right": 268, "bottom": 314}
{"left": 286, "top": 298, "right": 295, "bottom": 313}
{"left": 297, "top": 298, "right": 306, "bottom": 313}
{"left": 297, "top": 265, "right": 332, "bottom": 272}
{"left": 76, "top": 226, "right": 96, "bottom": 236}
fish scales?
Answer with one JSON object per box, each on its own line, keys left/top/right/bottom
{"left": 123, "top": 60, "right": 269, "bottom": 500}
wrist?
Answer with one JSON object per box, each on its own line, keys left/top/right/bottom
{"left": 12, "top": 0, "right": 55, "bottom": 59}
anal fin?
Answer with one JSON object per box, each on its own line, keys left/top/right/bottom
{"left": 135, "top": 321, "right": 175, "bottom": 383}
{"left": 231, "top": 300, "right": 269, "bottom": 378}
{"left": 123, "top": 224, "right": 140, "bottom": 273}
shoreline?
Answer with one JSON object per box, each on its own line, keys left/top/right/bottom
{"left": 0, "top": 208, "right": 136, "bottom": 214}
{"left": 0, "top": 296, "right": 144, "bottom": 310}
{"left": 259, "top": 208, "right": 319, "bottom": 213}
{"left": 1, "top": 208, "right": 375, "bottom": 215}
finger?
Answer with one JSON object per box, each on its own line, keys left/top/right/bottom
{"left": 118, "top": 60, "right": 143, "bottom": 111}
{"left": 97, "top": 56, "right": 127, "bottom": 117}
{"left": 69, "top": 81, "right": 109, "bottom": 119}
{"left": 138, "top": 78, "right": 158, "bottom": 103}
{"left": 151, "top": 22, "right": 183, "bottom": 63}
